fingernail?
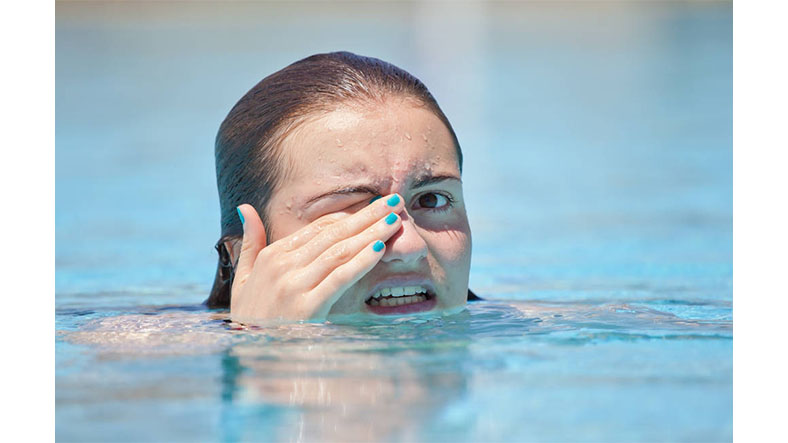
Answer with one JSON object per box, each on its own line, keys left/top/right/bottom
{"left": 385, "top": 212, "right": 398, "bottom": 225}
{"left": 369, "top": 195, "right": 382, "bottom": 204}
{"left": 237, "top": 207, "right": 245, "bottom": 225}
{"left": 372, "top": 240, "right": 385, "bottom": 252}
{"left": 386, "top": 194, "right": 400, "bottom": 206}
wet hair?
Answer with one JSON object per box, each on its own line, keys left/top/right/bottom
{"left": 207, "top": 51, "right": 463, "bottom": 308}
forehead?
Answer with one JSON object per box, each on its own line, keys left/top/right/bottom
{"left": 279, "top": 100, "right": 460, "bottom": 195}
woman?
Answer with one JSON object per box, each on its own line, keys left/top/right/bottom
{"left": 208, "top": 51, "right": 477, "bottom": 322}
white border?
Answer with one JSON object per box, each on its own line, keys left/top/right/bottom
{"left": 734, "top": 0, "right": 788, "bottom": 441}
{"left": 1, "top": 0, "right": 54, "bottom": 441}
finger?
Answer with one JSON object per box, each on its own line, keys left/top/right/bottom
{"left": 308, "top": 240, "right": 387, "bottom": 319}
{"left": 233, "top": 204, "right": 267, "bottom": 288}
{"left": 297, "top": 193, "right": 404, "bottom": 264}
{"left": 274, "top": 212, "right": 347, "bottom": 252}
{"left": 306, "top": 211, "right": 402, "bottom": 285}
{"left": 275, "top": 193, "right": 403, "bottom": 253}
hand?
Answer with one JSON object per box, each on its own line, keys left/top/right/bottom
{"left": 230, "top": 194, "right": 405, "bottom": 323}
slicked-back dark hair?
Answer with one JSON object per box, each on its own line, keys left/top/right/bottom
{"left": 207, "top": 51, "right": 462, "bottom": 308}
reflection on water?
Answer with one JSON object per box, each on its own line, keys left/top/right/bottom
{"left": 58, "top": 300, "right": 731, "bottom": 442}
{"left": 219, "top": 326, "right": 473, "bottom": 441}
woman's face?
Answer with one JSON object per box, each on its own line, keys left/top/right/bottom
{"left": 264, "top": 97, "right": 472, "bottom": 319}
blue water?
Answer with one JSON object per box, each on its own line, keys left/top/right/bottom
{"left": 56, "top": 2, "right": 732, "bottom": 442}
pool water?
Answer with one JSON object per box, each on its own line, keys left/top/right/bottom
{"left": 56, "top": 2, "right": 732, "bottom": 441}
{"left": 57, "top": 299, "right": 730, "bottom": 442}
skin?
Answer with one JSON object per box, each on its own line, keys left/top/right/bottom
{"left": 230, "top": 97, "right": 472, "bottom": 322}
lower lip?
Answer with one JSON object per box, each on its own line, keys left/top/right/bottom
{"left": 365, "top": 295, "right": 438, "bottom": 315}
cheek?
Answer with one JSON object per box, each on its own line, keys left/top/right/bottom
{"left": 425, "top": 225, "right": 471, "bottom": 308}
{"left": 424, "top": 220, "right": 472, "bottom": 270}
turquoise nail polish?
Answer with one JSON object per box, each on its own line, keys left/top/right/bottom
{"left": 237, "top": 207, "right": 245, "bottom": 225}
{"left": 385, "top": 212, "right": 398, "bottom": 225}
{"left": 386, "top": 194, "right": 400, "bottom": 206}
{"left": 372, "top": 240, "right": 385, "bottom": 252}
{"left": 369, "top": 195, "right": 382, "bottom": 204}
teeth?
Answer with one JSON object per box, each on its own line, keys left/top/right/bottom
{"left": 371, "top": 286, "right": 427, "bottom": 300}
{"left": 376, "top": 294, "right": 427, "bottom": 307}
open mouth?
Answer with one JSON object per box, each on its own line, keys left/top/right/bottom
{"left": 364, "top": 286, "right": 437, "bottom": 315}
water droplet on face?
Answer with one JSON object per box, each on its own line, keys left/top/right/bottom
{"left": 336, "top": 138, "right": 343, "bottom": 147}
{"left": 404, "top": 132, "right": 412, "bottom": 141}
{"left": 296, "top": 209, "right": 304, "bottom": 220}
{"left": 422, "top": 134, "right": 428, "bottom": 142}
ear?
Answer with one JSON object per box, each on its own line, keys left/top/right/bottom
{"left": 223, "top": 238, "right": 242, "bottom": 267}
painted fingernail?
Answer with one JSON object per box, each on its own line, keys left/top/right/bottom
{"left": 237, "top": 207, "right": 245, "bottom": 225}
{"left": 372, "top": 240, "right": 385, "bottom": 252}
{"left": 369, "top": 195, "right": 382, "bottom": 204}
{"left": 385, "top": 212, "right": 398, "bottom": 225}
{"left": 386, "top": 194, "right": 400, "bottom": 206}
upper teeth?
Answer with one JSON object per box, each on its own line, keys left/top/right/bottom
{"left": 371, "top": 286, "right": 428, "bottom": 299}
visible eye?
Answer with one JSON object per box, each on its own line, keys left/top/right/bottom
{"left": 416, "top": 192, "right": 452, "bottom": 210}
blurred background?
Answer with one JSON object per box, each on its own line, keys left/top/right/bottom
{"left": 56, "top": 0, "right": 731, "bottom": 306}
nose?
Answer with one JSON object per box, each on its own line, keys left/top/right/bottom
{"left": 381, "top": 209, "right": 428, "bottom": 265}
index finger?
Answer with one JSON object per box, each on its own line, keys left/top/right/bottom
{"left": 274, "top": 193, "right": 404, "bottom": 253}
{"left": 299, "top": 193, "right": 405, "bottom": 261}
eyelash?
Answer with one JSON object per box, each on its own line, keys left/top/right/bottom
{"left": 412, "top": 191, "right": 456, "bottom": 212}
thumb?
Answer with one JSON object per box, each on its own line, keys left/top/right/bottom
{"left": 234, "top": 204, "right": 267, "bottom": 287}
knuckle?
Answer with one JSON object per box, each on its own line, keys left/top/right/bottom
{"left": 255, "top": 245, "right": 272, "bottom": 263}
{"left": 314, "top": 213, "right": 343, "bottom": 230}
{"left": 287, "top": 269, "right": 306, "bottom": 287}
{"left": 323, "top": 223, "right": 349, "bottom": 241}
{"left": 332, "top": 265, "right": 351, "bottom": 285}
{"left": 326, "top": 243, "right": 353, "bottom": 263}
{"left": 256, "top": 246, "right": 289, "bottom": 273}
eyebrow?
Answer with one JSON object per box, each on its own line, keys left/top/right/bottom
{"left": 303, "top": 174, "right": 461, "bottom": 207}
{"left": 412, "top": 174, "right": 462, "bottom": 189}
